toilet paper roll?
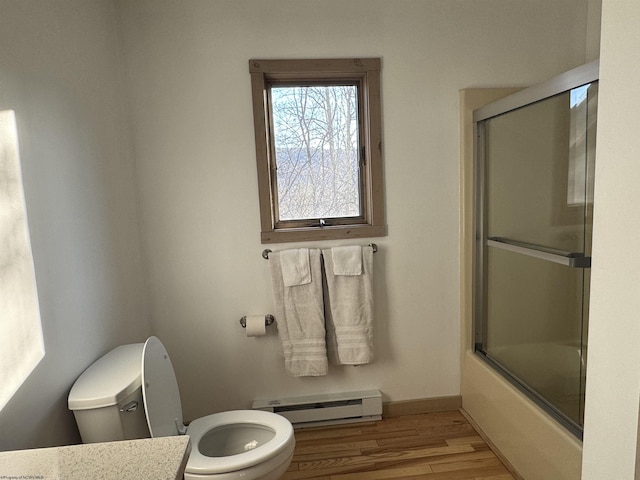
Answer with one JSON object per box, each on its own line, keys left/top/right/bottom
{"left": 245, "top": 315, "right": 267, "bottom": 337}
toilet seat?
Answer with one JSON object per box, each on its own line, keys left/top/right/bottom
{"left": 185, "top": 410, "right": 295, "bottom": 475}
{"left": 141, "top": 337, "right": 295, "bottom": 477}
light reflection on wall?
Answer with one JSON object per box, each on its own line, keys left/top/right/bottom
{"left": 0, "top": 110, "right": 44, "bottom": 411}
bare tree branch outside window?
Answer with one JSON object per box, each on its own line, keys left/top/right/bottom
{"left": 271, "top": 85, "right": 360, "bottom": 221}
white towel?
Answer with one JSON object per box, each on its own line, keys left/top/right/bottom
{"left": 280, "top": 248, "right": 311, "bottom": 286}
{"left": 269, "top": 248, "right": 328, "bottom": 376}
{"left": 322, "top": 245, "right": 374, "bottom": 365}
{"left": 331, "top": 245, "right": 362, "bottom": 275}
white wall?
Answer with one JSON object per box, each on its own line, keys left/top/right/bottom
{"left": 116, "top": 0, "right": 594, "bottom": 421}
{"left": 581, "top": 0, "right": 640, "bottom": 478}
{"left": 0, "top": 0, "right": 151, "bottom": 450}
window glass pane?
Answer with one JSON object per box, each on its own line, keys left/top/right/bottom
{"left": 271, "top": 85, "right": 360, "bottom": 221}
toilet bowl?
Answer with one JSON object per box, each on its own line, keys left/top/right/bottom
{"left": 68, "top": 336, "right": 295, "bottom": 480}
{"left": 185, "top": 411, "right": 294, "bottom": 480}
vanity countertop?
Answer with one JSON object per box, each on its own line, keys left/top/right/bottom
{"left": 0, "top": 435, "right": 191, "bottom": 480}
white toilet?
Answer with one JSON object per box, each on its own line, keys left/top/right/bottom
{"left": 68, "top": 336, "right": 295, "bottom": 480}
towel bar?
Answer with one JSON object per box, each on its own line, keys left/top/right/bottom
{"left": 262, "top": 243, "right": 377, "bottom": 260}
{"left": 239, "top": 314, "right": 275, "bottom": 328}
{"left": 487, "top": 237, "right": 591, "bottom": 268}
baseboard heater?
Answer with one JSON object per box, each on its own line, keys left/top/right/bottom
{"left": 252, "top": 389, "right": 382, "bottom": 429}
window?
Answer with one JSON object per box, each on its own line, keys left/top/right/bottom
{"left": 249, "top": 58, "right": 386, "bottom": 243}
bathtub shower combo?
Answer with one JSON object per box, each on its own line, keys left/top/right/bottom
{"left": 473, "top": 61, "right": 598, "bottom": 437}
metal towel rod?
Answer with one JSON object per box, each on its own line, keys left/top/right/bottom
{"left": 262, "top": 243, "right": 378, "bottom": 260}
{"left": 487, "top": 237, "right": 591, "bottom": 268}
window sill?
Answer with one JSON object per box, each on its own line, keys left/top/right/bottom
{"left": 261, "top": 224, "right": 387, "bottom": 244}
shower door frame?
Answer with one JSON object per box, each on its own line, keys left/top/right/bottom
{"left": 472, "top": 60, "right": 599, "bottom": 439}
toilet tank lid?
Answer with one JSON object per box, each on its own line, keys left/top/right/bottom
{"left": 68, "top": 344, "right": 144, "bottom": 411}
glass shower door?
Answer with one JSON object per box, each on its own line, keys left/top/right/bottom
{"left": 475, "top": 80, "right": 597, "bottom": 435}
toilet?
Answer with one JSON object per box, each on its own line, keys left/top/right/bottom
{"left": 68, "top": 336, "right": 295, "bottom": 480}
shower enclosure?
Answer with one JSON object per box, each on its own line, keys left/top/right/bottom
{"left": 473, "top": 61, "right": 598, "bottom": 437}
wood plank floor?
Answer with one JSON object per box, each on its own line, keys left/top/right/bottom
{"left": 282, "top": 410, "right": 515, "bottom": 480}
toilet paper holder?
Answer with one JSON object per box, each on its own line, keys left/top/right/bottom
{"left": 240, "top": 314, "right": 275, "bottom": 328}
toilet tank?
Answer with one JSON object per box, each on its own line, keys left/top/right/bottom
{"left": 68, "top": 344, "right": 150, "bottom": 443}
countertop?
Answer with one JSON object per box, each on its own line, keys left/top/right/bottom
{"left": 0, "top": 436, "right": 191, "bottom": 480}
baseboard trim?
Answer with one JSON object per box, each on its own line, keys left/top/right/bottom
{"left": 460, "top": 408, "right": 524, "bottom": 480}
{"left": 383, "top": 395, "right": 462, "bottom": 418}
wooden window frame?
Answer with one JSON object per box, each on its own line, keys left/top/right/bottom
{"left": 249, "top": 58, "right": 387, "bottom": 244}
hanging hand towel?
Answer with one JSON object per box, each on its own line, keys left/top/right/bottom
{"left": 323, "top": 245, "right": 374, "bottom": 365}
{"left": 269, "top": 248, "right": 328, "bottom": 376}
{"left": 331, "top": 245, "right": 362, "bottom": 275}
{"left": 280, "top": 248, "right": 311, "bottom": 286}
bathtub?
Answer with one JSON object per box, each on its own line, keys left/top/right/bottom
{"left": 486, "top": 342, "right": 585, "bottom": 424}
